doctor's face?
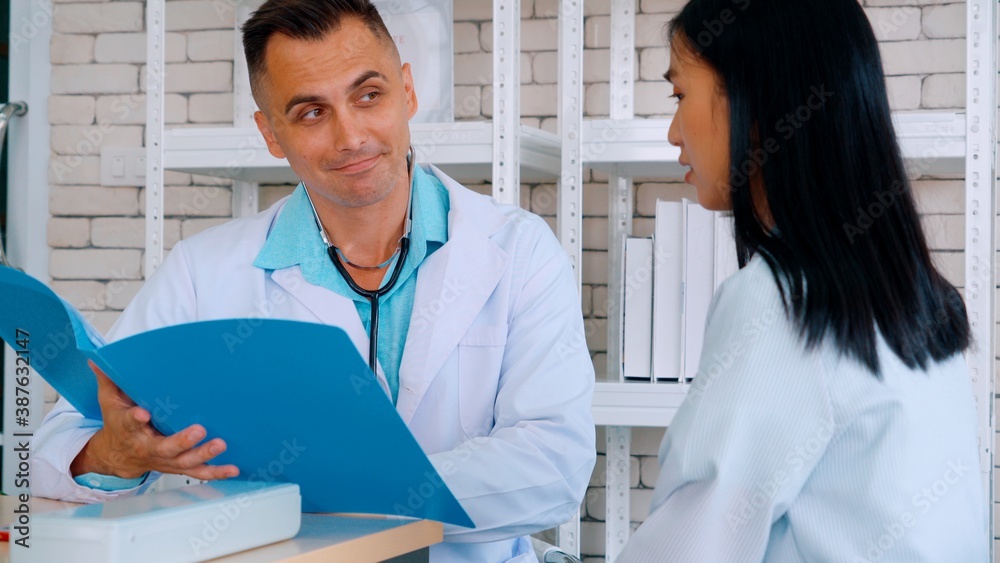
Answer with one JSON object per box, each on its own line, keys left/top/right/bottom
{"left": 666, "top": 37, "right": 731, "bottom": 211}
{"left": 253, "top": 18, "right": 418, "bottom": 209}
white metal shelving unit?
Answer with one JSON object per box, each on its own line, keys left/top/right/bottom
{"left": 964, "top": 2, "right": 996, "bottom": 558}
{"left": 555, "top": 1, "right": 997, "bottom": 561}
{"left": 162, "top": 123, "right": 561, "bottom": 185}
{"left": 582, "top": 112, "right": 968, "bottom": 178}
{"left": 140, "top": 0, "right": 996, "bottom": 559}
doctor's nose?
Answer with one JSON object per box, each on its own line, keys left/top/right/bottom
{"left": 331, "top": 113, "right": 366, "bottom": 153}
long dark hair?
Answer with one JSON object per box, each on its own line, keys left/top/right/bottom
{"left": 669, "top": 0, "right": 970, "bottom": 373}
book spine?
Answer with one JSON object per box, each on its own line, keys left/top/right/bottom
{"left": 653, "top": 201, "right": 684, "bottom": 382}
{"left": 683, "top": 201, "right": 716, "bottom": 383}
{"left": 623, "top": 237, "right": 654, "bottom": 381}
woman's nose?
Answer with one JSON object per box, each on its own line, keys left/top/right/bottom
{"left": 667, "top": 114, "right": 682, "bottom": 148}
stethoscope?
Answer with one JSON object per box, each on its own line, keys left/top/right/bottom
{"left": 306, "top": 148, "right": 414, "bottom": 376}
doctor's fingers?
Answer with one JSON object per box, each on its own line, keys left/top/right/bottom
{"left": 108, "top": 404, "right": 153, "bottom": 437}
{"left": 152, "top": 425, "right": 213, "bottom": 459}
{"left": 151, "top": 432, "right": 237, "bottom": 477}
{"left": 91, "top": 362, "right": 137, "bottom": 409}
{"left": 160, "top": 462, "right": 240, "bottom": 482}
{"left": 153, "top": 439, "right": 239, "bottom": 481}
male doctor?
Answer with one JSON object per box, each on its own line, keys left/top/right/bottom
{"left": 32, "top": 1, "right": 596, "bottom": 560}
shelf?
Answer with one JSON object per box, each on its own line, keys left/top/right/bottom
{"left": 582, "top": 119, "right": 685, "bottom": 179}
{"left": 591, "top": 381, "right": 689, "bottom": 427}
{"left": 162, "top": 122, "right": 562, "bottom": 184}
{"left": 158, "top": 112, "right": 965, "bottom": 184}
{"left": 410, "top": 122, "right": 561, "bottom": 182}
{"left": 893, "top": 111, "right": 966, "bottom": 175}
{"left": 582, "top": 111, "right": 966, "bottom": 178}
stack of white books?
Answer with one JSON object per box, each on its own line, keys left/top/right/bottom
{"left": 621, "top": 199, "right": 739, "bottom": 382}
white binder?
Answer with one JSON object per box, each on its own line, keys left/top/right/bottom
{"left": 623, "top": 237, "right": 654, "bottom": 380}
{"left": 682, "top": 200, "right": 716, "bottom": 382}
{"left": 714, "top": 213, "right": 739, "bottom": 290}
{"left": 652, "top": 200, "right": 684, "bottom": 382}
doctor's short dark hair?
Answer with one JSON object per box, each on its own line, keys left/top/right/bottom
{"left": 241, "top": 0, "right": 398, "bottom": 105}
{"left": 668, "top": 0, "right": 970, "bottom": 374}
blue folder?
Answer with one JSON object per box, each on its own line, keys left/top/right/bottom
{"left": 0, "top": 267, "right": 474, "bottom": 528}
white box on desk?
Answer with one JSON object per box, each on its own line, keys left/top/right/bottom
{"left": 16, "top": 481, "right": 300, "bottom": 563}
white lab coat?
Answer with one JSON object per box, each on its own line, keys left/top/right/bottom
{"left": 33, "top": 165, "right": 597, "bottom": 563}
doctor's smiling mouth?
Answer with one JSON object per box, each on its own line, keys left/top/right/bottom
{"left": 331, "top": 153, "right": 383, "bottom": 175}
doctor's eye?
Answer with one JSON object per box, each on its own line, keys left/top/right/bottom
{"left": 302, "top": 108, "right": 324, "bottom": 120}
{"left": 359, "top": 91, "right": 381, "bottom": 103}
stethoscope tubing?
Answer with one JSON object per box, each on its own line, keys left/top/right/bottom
{"left": 311, "top": 147, "right": 416, "bottom": 380}
{"left": 329, "top": 237, "right": 411, "bottom": 376}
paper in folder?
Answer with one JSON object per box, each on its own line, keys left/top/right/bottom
{"left": 0, "top": 267, "right": 474, "bottom": 528}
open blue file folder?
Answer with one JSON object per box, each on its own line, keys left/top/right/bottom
{"left": 0, "top": 267, "right": 474, "bottom": 528}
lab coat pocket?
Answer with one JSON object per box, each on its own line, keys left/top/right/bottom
{"left": 458, "top": 325, "right": 507, "bottom": 438}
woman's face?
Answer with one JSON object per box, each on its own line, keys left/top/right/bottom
{"left": 666, "top": 38, "right": 732, "bottom": 211}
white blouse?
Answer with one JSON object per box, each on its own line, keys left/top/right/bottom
{"left": 618, "top": 254, "right": 988, "bottom": 562}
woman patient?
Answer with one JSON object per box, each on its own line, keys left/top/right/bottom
{"left": 618, "top": 0, "right": 988, "bottom": 561}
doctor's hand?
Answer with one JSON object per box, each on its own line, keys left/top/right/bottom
{"left": 69, "top": 361, "right": 240, "bottom": 481}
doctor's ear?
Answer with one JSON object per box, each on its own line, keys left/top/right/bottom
{"left": 254, "top": 110, "right": 287, "bottom": 160}
{"left": 401, "top": 63, "right": 418, "bottom": 120}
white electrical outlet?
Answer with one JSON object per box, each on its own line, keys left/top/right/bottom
{"left": 100, "top": 147, "right": 147, "bottom": 187}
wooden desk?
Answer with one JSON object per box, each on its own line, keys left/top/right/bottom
{"left": 0, "top": 494, "right": 442, "bottom": 562}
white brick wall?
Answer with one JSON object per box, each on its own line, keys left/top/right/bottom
{"left": 53, "top": 3, "right": 143, "bottom": 35}
{"left": 39, "top": 0, "right": 989, "bottom": 559}
{"left": 47, "top": 0, "right": 236, "bottom": 331}
{"left": 187, "top": 30, "right": 235, "bottom": 61}
{"left": 51, "top": 34, "right": 95, "bottom": 65}
{"left": 94, "top": 93, "right": 189, "bottom": 125}
{"left": 52, "top": 64, "right": 140, "bottom": 94}
{"left": 923, "top": 3, "right": 966, "bottom": 38}
{"left": 51, "top": 125, "right": 144, "bottom": 155}
{"left": 47, "top": 218, "right": 90, "bottom": 248}
{"left": 94, "top": 32, "right": 187, "bottom": 64}
{"left": 165, "top": 0, "right": 235, "bottom": 32}
{"left": 923, "top": 73, "right": 966, "bottom": 108}
{"left": 145, "top": 62, "right": 234, "bottom": 93}
{"left": 50, "top": 186, "right": 139, "bottom": 216}
{"left": 189, "top": 93, "right": 234, "bottom": 122}
{"left": 48, "top": 95, "right": 97, "bottom": 125}
{"left": 49, "top": 249, "right": 142, "bottom": 280}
